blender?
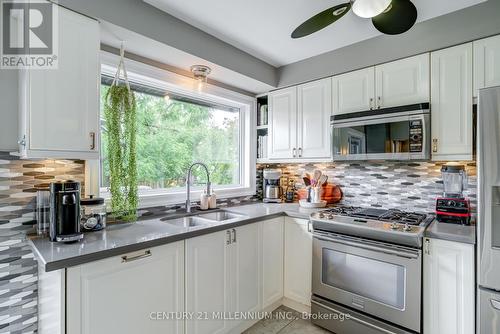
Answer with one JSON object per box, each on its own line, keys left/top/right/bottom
{"left": 435, "top": 165, "right": 471, "bottom": 225}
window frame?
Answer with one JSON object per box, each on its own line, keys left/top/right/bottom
{"left": 91, "top": 51, "right": 256, "bottom": 208}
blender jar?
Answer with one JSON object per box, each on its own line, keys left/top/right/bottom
{"left": 441, "top": 165, "right": 468, "bottom": 198}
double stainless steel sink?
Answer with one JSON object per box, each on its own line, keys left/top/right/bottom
{"left": 160, "top": 210, "right": 248, "bottom": 228}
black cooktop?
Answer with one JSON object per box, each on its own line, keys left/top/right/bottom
{"left": 322, "top": 206, "right": 432, "bottom": 226}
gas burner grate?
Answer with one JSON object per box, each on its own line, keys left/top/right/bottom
{"left": 379, "top": 209, "right": 428, "bottom": 225}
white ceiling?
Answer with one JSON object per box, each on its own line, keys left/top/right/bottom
{"left": 144, "top": 0, "right": 486, "bottom": 67}
{"left": 100, "top": 21, "right": 275, "bottom": 94}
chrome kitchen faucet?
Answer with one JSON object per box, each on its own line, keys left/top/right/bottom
{"left": 185, "top": 162, "right": 211, "bottom": 213}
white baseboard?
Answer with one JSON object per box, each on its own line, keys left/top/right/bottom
{"left": 282, "top": 297, "right": 311, "bottom": 314}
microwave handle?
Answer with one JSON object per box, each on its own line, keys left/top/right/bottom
{"left": 314, "top": 234, "right": 420, "bottom": 259}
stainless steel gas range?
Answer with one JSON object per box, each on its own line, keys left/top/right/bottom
{"left": 309, "top": 207, "right": 435, "bottom": 334}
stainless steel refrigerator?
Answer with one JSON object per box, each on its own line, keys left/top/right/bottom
{"left": 478, "top": 85, "right": 500, "bottom": 333}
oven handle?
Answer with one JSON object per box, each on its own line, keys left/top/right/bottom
{"left": 313, "top": 234, "right": 420, "bottom": 259}
{"left": 311, "top": 300, "right": 397, "bottom": 334}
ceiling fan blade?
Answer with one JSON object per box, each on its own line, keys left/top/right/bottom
{"left": 372, "top": 0, "right": 417, "bottom": 35}
{"left": 291, "top": 2, "right": 351, "bottom": 39}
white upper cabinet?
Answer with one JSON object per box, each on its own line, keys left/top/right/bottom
{"left": 297, "top": 78, "right": 332, "bottom": 158}
{"left": 332, "top": 67, "right": 375, "bottom": 115}
{"left": 66, "top": 242, "right": 185, "bottom": 334}
{"left": 375, "top": 54, "right": 430, "bottom": 108}
{"left": 423, "top": 238, "right": 475, "bottom": 334}
{"left": 268, "top": 78, "right": 332, "bottom": 161}
{"left": 431, "top": 43, "right": 473, "bottom": 161}
{"left": 474, "top": 34, "right": 500, "bottom": 97}
{"left": 18, "top": 5, "right": 100, "bottom": 159}
{"left": 268, "top": 86, "right": 297, "bottom": 159}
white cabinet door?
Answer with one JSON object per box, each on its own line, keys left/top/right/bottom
{"left": 261, "top": 218, "right": 284, "bottom": 309}
{"left": 474, "top": 34, "right": 500, "bottom": 97}
{"left": 22, "top": 5, "right": 99, "bottom": 159}
{"left": 284, "top": 217, "right": 312, "bottom": 306}
{"left": 423, "top": 238, "right": 475, "bottom": 334}
{"left": 186, "top": 231, "right": 230, "bottom": 334}
{"left": 268, "top": 87, "right": 297, "bottom": 159}
{"left": 375, "top": 53, "right": 430, "bottom": 108}
{"left": 297, "top": 78, "right": 332, "bottom": 159}
{"left": 431, "top": 43, "right": 473, "bottom": 161}
{"left": 332, "top": 67, "right": 375, "bottom": 115}
{"left": 67, "top": 242, "right": 184, "bottom": 334}
{"left": 229, "top": 224, "right": 261, "bottom": 332}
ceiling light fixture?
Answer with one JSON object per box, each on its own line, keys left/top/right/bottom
{"left": 352, "top": 0, "right": 392, "bottom": 18}
{"left": 190, "top": 65, "right": 211, "bottom": 91}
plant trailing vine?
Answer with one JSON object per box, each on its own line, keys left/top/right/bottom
{"left": 103, "top": 45, "right": 138, "bottom": 221}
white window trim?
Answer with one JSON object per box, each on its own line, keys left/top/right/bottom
{"left": 88, "top": 51, "right": 256, "bottom": 209}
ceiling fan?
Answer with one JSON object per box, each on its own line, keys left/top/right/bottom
{"left": 291, "top": 0, "right": 417, "bottom": 39}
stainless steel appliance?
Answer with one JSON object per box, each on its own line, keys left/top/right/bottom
{"left": 477, "top": 86, "right": 500, "bottom": 333}
{"left": 435, "top": 165, "right": 471, "bottom": 225}
{"left": 331, "top": 103, "right": 430, "bottom": 161}
{"left": 310, "top": 207, "right": 435, "bottom": 334}
{"left": 49, "top": 180, "right": 83, "bottom": 243}
{"left": 262, "top": 169, "right": 282, "bottom": 203}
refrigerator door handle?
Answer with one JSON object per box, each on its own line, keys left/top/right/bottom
{"left": 491, "top": 299, "right": 500, "bottom": 311}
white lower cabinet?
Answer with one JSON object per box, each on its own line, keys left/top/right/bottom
{"left": 45, "top": 217, "right": 314, "bottom": 334}
{"left": 423, "top": 237, "right": 475, "bottom": 334}
{"left": 66, "top": 241, "right": 185, "bottom": 334}
{"left": 186, "top": 230, "right": 230, "bottom": 334}
{"left": 261, "top": 218, "right": 284, "bottom": 309}
{"left": 186, "top": 225, "right": 260, "bottom": 334}
{"left": 284, "top": 217, "right": 312, "bottom": 308}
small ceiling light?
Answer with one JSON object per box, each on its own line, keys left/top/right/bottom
{"left": 190, "top": 65, "right": 211, "bottom": 91}
{"left": 352, "top": 0, "right": 392, "bottom": 18}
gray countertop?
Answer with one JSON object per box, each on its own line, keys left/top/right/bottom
{"left": 424, "top": 220, "right": 476, "bottom": 245}
{"left": 30, "top": 203, "right": 321, "bottom": 272}
{"left": 30, "top": 202, "right": 477, "bottom": 272}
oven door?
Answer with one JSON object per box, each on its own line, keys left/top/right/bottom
{"left": 312, "top": 232, "right": 422, "bottom": 332}
{"left": 331, "top": 112, "right": 429, "bottom": 161}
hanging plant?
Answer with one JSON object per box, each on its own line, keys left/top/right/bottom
{"left": 103, "top": 46, "right": 138, "bottom": 221}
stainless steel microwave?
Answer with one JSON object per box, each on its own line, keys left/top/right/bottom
{"left": 331, "top": 103, "right": 430, "bottom": 161}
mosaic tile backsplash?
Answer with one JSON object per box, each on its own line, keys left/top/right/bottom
{"left": 257, "top": 161, "right": 477, "bottom": 215}
{"left": 0, "top": 153, "right": 84, "bottom": 334}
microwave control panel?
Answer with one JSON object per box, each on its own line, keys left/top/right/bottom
{"left": 409, "top": 120, "right": 423, "bottom": 152}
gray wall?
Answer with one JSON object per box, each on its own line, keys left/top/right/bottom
{"left": 278, "top": 0, "right": 500, "bottom": 88}
{"left": 0, "top": 69, "right": 19, "bottom": 151}
{"left": 58, "top": 0, "right": 278, "bottom": 87}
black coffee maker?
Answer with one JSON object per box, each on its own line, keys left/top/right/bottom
{"left": 49, "top": 181, "right": 83, "bottom": 242}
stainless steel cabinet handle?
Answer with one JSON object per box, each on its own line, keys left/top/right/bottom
{"left": 226, "top": 230, "right": 232, "bottom": 245}
{"left": 369, "top": 98, "right": 374, "bottom": 110}
{"left": 298, "top": 147, "right": 303, "bottom": 157}
{"left": 377, "top": 96, "right": 382, "bottom": 109}
{"left": 310, "top": 300, "right": 396, "bottom": 334}
{"left": 17, "top": 135, "right": 26, "bottom": 148}
{"left": 232, "top": 228, "right": 237, "bottom": 243}
{"left": 121, "top": 250, "right": 151, "bottom": 263}
{"left": 491, "top": 299, "right": 500, "bottom": 310}
{"left": 90, "top": 132, "right": 96, "bottom": 150}
{"left": 292, "top": 148, "right": 297, "bottom": 158}
{"left": 432, "top": 138, "right": 438, "bottom": 153}
{"left": 424, "top": 239, "right": 430, "bottom": 255}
